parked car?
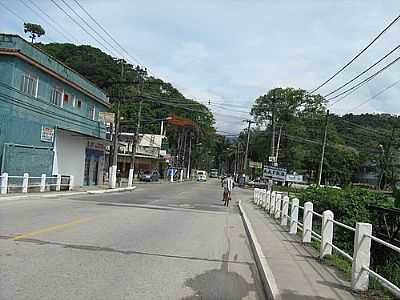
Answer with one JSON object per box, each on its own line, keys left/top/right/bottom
{"left": 209, "top": 169, "right": 218, "bottom": 178}
{"left": 196, "top": 170, "right": 207, "bottom": 181}
{"left": 140, "top": 170, "right": 160, "bottom": 182}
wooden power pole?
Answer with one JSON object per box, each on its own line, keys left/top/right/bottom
{"left": 317, "top": 110, "right": 329, "bottom": 186}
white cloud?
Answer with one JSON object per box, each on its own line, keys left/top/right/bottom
{"left": 3, "top": 0, "right": 399, "bottom": 133}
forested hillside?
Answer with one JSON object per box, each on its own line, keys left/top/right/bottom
{"left": 37, "top": 42, "right": 217, "bottom": 169}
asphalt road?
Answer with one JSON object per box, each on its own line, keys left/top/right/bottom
{"left": 0, "top": 179, "right": 265, "bottom": 300}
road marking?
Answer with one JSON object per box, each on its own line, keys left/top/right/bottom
{"left": 9, "top": 218, "right": 91, "bottom": 241}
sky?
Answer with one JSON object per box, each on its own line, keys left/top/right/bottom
{"left": 1, "top": 0, "right": 400, "bottom": 134}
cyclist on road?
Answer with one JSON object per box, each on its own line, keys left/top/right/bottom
{"left": 222, "top": 174, "right": 234, "bottom": 207}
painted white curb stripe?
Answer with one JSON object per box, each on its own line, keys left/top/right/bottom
{"left": 239, "top": 200, "right": 281, "bottom": 300}
{"left": 0, "top": 187, "right": 137, "bottom": 201}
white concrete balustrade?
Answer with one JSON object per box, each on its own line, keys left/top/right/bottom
{"left": 0, "top": 172, "right": 74, "bottom": 195}
{"left": 252, "top": 188, "right": 400, "bottom": 297}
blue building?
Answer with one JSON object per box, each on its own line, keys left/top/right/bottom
{"left": 0, "top": 34, "right": 111, "bottom": 186}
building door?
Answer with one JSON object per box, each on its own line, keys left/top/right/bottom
{"left": 84, "top": 157, "right": 90, "bottom": 186}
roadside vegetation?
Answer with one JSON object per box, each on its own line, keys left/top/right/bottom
{"left": 299, "top": 186, "right": 399, "bottom": 299}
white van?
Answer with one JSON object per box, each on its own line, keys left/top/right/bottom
{"left": 196, "top": 170, "right": 207, "bottom": 181}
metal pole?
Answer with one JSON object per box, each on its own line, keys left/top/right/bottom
{"left": 317, "top": 110, "right": 329, "bottom": 186}
{"left": 271, "top": 90, "right": 276, "bottom": 158}
{"left": 244, "top": 120, "right": 252, "bottom": 175}
{"left": 187, "top": 135, "right": 192, "bottom": 179}
{"left": 275, "top": 125, "right": 282, "bottom": 167}
{"left": 112, "top": 101, "right": 120, "bottom": 167}
{"left": 130, "top": 71, "right": 144, "bottom": 174}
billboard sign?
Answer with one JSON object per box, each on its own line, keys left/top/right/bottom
{"left": 263, "top": 165, "right": 287, "bottom": 181}
{"left": 286, "top": 174, "right": 304, "bottom": 183}
{"left": 249, "top": 161, "right": 263, "bottom": 169}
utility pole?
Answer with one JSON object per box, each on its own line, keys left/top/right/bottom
{"left": 271, "top": 89, "right": 277, "bottom": 160}
{"left": 379, "top": 125, "right": 396, "bottom": 190}
{"left": 275, "top": 125, "right": 282, "bottom": 167}
{"left": 244, "top": 120, "right": 253, "bottom": 176}
{"left": 186, "top": 133, "right": 192, "bottom": 179}
{"left": 130, "top": 69, "right": 145, "bottom": 177}
{"left": 109, "top": 61, "right": 125, "bottom": 188}
{"left": 317, "top": 110, "right": 329, "bottom": 187}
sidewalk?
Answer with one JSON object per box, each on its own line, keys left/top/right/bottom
{"left": 0, "top": 185, "right": 136, "bottom": 201}
{"left": 238, "top": 190, "right": 358, "bottom": 300}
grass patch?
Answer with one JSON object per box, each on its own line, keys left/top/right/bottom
{"left": 310, "top": 239, "right": 394, "bottom": 299}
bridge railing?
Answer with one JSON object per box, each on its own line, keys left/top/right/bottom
{"left": 0, "top": 172, "right": 73, "bottom": 195}
{"left": 253, "top": 188, "right": 400, "bottom": 297}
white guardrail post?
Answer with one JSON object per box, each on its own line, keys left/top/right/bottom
{"left": 262, "top": 190, "right": 267, "bottom": 209}
{"left": 40, "top": 174, "right": 46, "bottom": 192}
{"left": 259, "top": 190, "right": 264, "bottom": 206}
{"left": 281, "top": 195, "right": 289, "bottom": 226}
{"left": 56, "top": 174, "right": 61, "bottom": 192}
{"left": 253, "top": 188, "right": 257, "bottom": 203}
{"left": 265, "top": 190, "right": 271, "bottom": 211}
{"left": 289, "top": 198, "right": 299, "bottom": 234}
{"left": 128, "top": 168, "right": 134, "bottom": 188}
{"left": 270, "top": 191, "right": 276, "bottom": 215}
{"left": 68, "top": 176, "right": 74, "bottom": 191}
{"left": 303, "top": 201, "right": 313, "bottom": 243}
{"left": 1, "top": 172, "right": 8, "bottom": 194}
{"left": 320, "top": 210, "right": 334, "bottom": 258}
{"left": 351, "top": 222, "right": 372, "bottom": 292}
{"left": 22, "top": 173, "right": 29, "bottom": 193}
{"left": 275, "top": 193, "right": 282, "bottom": 219}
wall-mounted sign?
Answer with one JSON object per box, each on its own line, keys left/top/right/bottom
{"left": 41, "top": 126, "right": 55, "bottom": 143}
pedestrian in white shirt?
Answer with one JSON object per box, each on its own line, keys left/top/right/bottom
{"left": 222, "top": 174, "right": 234, "bottom": 207}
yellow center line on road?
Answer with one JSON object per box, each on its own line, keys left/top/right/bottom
{"left": 9, "top": 218, "right": 92, "bottom": 241}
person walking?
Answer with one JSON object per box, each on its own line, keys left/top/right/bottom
{"left": 222, "top": 174, "right": 234, "bottom": 207}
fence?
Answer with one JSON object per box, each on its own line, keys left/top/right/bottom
{"left": 253, "top": 188, "right": 400, "bottom": 297}
{"left": 0, "top": 173, "right": 73, "bottom": 195}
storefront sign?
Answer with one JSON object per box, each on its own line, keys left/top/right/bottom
{"left": 87, "top": 141, "right": 105, "bottom": 151}
{"left": 136, "top": 145, "right": 159, "bottom": 158}
{"left": 40, "top": 126, "right": 55, "bottom": 143}
{"left": 99, "top": 112, "right": 115, "bottom": 124}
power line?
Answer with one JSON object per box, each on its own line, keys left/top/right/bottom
{"left": 327, "top": 54, "right": 400, "bottom": 105}
{"left": 22, "top": 0, "right": 77, "bottom": 43}
{"left": 58, "top": 0, "right": 126, "bottom": 59}
{"left": 49, "top": 0, "right": 119, "bottom": 58}
{"left": 3, "top": 1, "right": 58, "bottom": 43}
{"left": 323, "top": 43, "right": 400, "bottom": 98}
{"left": 330, "top": 115, "right": 390, "bottom": 137}
{"left": 309, "top": 13, "right": 400, "bottom": 94}
{"left": 71, "top": 0, "right": 144, "bottom": 67}
{"left": 1, "top": 1, "right": 25, "bottom": 23}
{"left": 346, "top": 78, "right": 400, "bottom": 113}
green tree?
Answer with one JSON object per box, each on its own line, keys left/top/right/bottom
{"left": 38, "top": 42, "right": 216, "bottom": 170}
{"left": 24, "top": 23, "right": 45, "bottom": 43}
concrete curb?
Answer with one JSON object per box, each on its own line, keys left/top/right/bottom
{"left": 238, "top": 199, "right": 281, "bottom": 300}
{"left": 87, "top": 186, "right": 136, "bottom": 194}
{"left": 0, "top": 186, "right": 137, "bottom": 201}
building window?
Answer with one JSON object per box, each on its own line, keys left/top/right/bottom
{"left": 63, "top": 93, "right": 70, "bottom": 104}
{"left": 77, "top": 99, "right": 82, "bottom": 109}
{"left": 87, "top": 104, "right": 95, "bottom": 120}
{"left": 51, "top": 87, "right": 63, "bottom": 107}
{"left": 20, "top": 73, "right": 38, "bottom": 97}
